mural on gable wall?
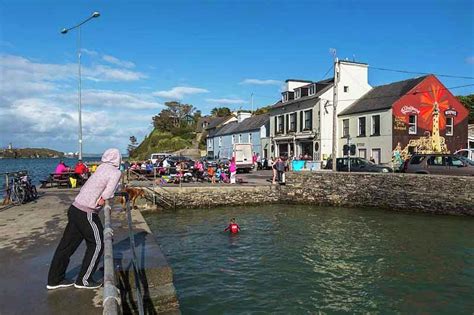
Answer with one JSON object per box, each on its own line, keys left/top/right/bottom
{"left": 391, "top": 75, "right": 469, "bottom": 162}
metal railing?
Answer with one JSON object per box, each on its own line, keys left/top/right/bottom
{"left": 127, "top": 169, "right": 174, "bottom": 209}
{"left": 103, "top": 199, "right": 121, "bottom": 315}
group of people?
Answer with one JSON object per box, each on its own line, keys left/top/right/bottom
{"left": 54, "top": 160, "right": 92, "bottom": 184}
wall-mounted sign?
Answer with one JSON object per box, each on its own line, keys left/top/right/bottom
{"left": 394, "top": 117, "right": 407, "bottom": 130}
{"left": 444, "top": 108, "right": 458, "bottom": 116}
{"left": 401, "top": 105, "right": 420, "bottom": 115}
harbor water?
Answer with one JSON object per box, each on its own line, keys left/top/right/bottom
{"left": 144, "top": 205, "right": 474, "bottom": 314}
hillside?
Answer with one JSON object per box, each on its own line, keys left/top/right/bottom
{"left": 0, "top": 147, "right": 64, "bottom": 159}
{"left": 130, "top": 129, "right": 193, "bottom": 160}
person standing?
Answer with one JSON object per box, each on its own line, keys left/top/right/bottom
{"left": 229, "top": 157, "right": 237, "bottom": 184}
{"left": 47, "top": 148, "right": 122, "bottom": 290}
{"left": 275, "top": 157, "right": 286, "bottom": 184}
{"left": 271, "top": 156, "right": 277, "bottom": 184}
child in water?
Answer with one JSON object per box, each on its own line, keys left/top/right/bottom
{"left": 224, "top": 218, "right": 240, "bottom": 234}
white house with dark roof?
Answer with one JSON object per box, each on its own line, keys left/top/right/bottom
{"left": 269, "top": 60, "right": 371, "bottom": 161}
{"left": 206, "top": 112, "right": 270, "bottom": 159}
{"left": 338, "top": 74, "right": 469, "bottom": 164}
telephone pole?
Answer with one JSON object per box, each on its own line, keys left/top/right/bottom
{"left": 332, "top": 54, "right": 339, "bottom": 171}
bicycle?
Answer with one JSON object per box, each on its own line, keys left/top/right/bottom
{"left": 5, "top": 174, "right": 26, "bottom": 205}
{"left": 18, "top": 172, "right": 38, "bottom": 202}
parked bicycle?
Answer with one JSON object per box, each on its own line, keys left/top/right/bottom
{"left": 2, "top": 171, "right": 38, "bottom": 206}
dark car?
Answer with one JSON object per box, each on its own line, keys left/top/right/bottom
{"left": 404, "top": 154, "right": 474, "bottom": 176}
{"left": 325, "top": 157, "right": 393, "bottom": 173}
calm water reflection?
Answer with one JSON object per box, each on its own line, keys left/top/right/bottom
{"left": 145, "top": 205, "right": 474, "bottom": 314}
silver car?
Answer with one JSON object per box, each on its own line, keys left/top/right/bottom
{"left": 404, "top": 154, "right": 474, "bottom": 176}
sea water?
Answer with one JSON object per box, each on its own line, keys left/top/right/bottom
{"left": 144, "top": 205, "right": 474, "bottom": 314}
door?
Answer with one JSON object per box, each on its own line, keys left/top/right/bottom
{"left": 426, "top": 155, "right": 447, "bottom": 174}
{"left": 372, "top": 149, "right": 381, "bottom": 164}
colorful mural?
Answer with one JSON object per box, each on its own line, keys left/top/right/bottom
{"left": 392, "top": 75, "right": 469, "bottom": 160}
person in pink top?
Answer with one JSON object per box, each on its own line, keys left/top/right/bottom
{"left": 54, "top": 161, "right": 69, "bottom": 174}
{"left": 229, "top": 157, "right": 237, "bottom": 184}
{"left": 47, "top": 148, "right": 122, "bottom": 290}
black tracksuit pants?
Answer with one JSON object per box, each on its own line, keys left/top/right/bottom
{"left": 47, "top": 205, "right": 104, "bottom": 286}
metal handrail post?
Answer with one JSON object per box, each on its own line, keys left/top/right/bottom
{"left": 103, "top": 200, "right": 121, "bottom": 315}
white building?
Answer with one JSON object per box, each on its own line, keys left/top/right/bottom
{"left": 269, "top": 60, "right": 371, "bottom": 161}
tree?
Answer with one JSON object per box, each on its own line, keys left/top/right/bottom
{"left": 457, "top": 94, "right": 474, "bottom": 124}
{"left": 153, "top": 101, "right": 196, "bottom": 132}
{"left": 211, "top": 107, "right": 231, "bottom": 117}
{"left": 128, "top": 136, "right": 138, "bottom": 156}
{"left": 253, "top": 105, "right": 273, "bottom": 115}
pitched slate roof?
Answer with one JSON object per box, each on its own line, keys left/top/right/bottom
{"left": 271, "top": 79, "right": 334, "bottom": 109}
{"left": 205, "top": 115, "right": 234, "bottom": 130}
{"left": 213, "top": 114, "right": 270, "bottom": 136}
{"left": 338, "top": 75, "right": 429, "bottom": 116}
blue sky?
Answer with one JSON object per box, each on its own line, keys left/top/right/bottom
{"left": 1, "top": 0, "right": 473, "bottom": 154}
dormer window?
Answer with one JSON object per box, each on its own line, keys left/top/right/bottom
{"left": 309, "top": 84, "right": 316, "bottom": 96}
{"left": 294, "top": 89, "right": 301, "bottom": 99}
{"left": 282, "top": 92, "right": 289, "bottom": 103}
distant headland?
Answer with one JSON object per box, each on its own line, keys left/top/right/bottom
{"left": 0, "top": 148, "right": 65, "bottom": 159}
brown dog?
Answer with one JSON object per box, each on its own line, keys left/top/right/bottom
{"left": 120, "top": 187, "right": 146, "bottom": 209}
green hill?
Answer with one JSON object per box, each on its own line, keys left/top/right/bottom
{"left": 130, "top": 129, "right": 192, "bottom": 160}
{"left": 0, "top": 147, "right": 64, "bottom": 158}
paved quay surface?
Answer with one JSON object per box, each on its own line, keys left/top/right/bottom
{"left": 0, "top": 188, "right": 179, "bottom": 315}
{"left": 0, "top": 188, "right": 103, "bottom": 315}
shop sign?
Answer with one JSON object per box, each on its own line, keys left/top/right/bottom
{"left": 401, "top": 105, "right": 420, "bottom": 115}
{"left": 444, "top": 108, "right": 458, "bottom": 116}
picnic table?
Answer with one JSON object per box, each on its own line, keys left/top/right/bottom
{"left": 40, "top": 172, "right": 80, "bottom": 188}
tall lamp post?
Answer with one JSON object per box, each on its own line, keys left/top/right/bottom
{"left": 61, "top": 11, "right": 100, "bottom": 160}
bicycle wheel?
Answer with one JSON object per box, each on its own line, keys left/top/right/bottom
{"left": 31, "top": 185, "right": 38, "bottom": 200}
{"left": 14, "top": 185, "right": 26, "bottom": 204}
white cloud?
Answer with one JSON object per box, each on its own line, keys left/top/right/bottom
{"left": 102, "top": 54, "right": 135, "bottom": 69}
{"left": 153, "top": 86, "right": 209, "bottom": 100}
{"left": 206, "top": 98, "right": 246, "bottom": 104}
{"left": 81, "top": 90, "right": 162, "bottom": 110}
{"left": 240, "top": 78, "right": 282, "bottom": 86}
{"left": 82, "top": 49, "right": 99, "bottom": 56}
{"left": 466, "top": 56, "right": 474, "bottom": 64}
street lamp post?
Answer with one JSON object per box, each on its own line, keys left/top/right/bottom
{"left": 61, "top": 11, "right": 100, "bottom": 160}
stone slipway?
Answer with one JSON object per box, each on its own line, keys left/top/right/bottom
{"left": 0, "top": 188, "right": 179, "bottom": 315}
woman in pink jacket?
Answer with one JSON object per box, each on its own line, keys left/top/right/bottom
{"left": 47, "top": 148, "right": 122, "bottom": 290}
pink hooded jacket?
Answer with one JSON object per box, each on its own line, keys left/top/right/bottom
{"left": 72, "top": 148, "right": 122, "bottom": 213}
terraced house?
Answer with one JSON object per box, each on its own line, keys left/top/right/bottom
{"left": 269, "top": 60, "right": 371, "bottom": 161}
{"left": 206, "top": 112, "right": 270, "bottom": 159}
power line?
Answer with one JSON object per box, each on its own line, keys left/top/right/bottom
{"left": 320, "top": 65, "right": 334, "bottom": 80}
{"left": 370, "top": 66, "right": 474, "bottom": 80}
{"left": 322, "top": 83, "right": 474, "bottom": 103}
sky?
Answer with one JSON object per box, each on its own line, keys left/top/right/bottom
{"left": 1, "top": 0, "right": 473, "bottom": 154}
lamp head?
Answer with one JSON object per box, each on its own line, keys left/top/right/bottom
{"left": 92, "top": 11, "right": 100, "bottom": 18}
{"left": 60, "top": 28, "right": 68, "bottom": 34}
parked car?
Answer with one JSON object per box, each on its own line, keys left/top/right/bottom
{"left": 325, "top": 157, "right": 393, "bottom": 173}
{"left": 403, "top": 153, "right": 474, "bottom": 176}
{"left": 454, "top": 148, "right": 474, "bottom": 161}
{"left": 150, "top": 152, "right": 171, "bottom": 164}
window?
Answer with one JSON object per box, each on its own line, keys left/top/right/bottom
{"left": 232, "top": 135, "right": 235, "bottom": 144}
{"left": 299, "top": 111, "right": 303, "bottom": 132}
{"left": 248, "top": 133, "right": 252, "bottom": 143}
{"left": 371, "top": 115, "right": 380, "bottom": 136}
{"left": 358, "top": 117, "right": 366, "bottom": 137}
{"left": 208, "top": 139, "right": 212, "bottom": 148}
{"left": 343, "top": 119, "right": 349, "bottom": 138}
{"left": 446, "top": 117, "right": 453, "bottom": 136}
{"left": 410, "top": 155, "right": 426, "bottom": 164}
{"left": 447, "top": 156, "right": 463, "bottom": 167}
{"left": 282, "top": 92, "right": 289, "bottom": 103}
{"left": 304, "top": 110, "right": 312, "bottom": 130}
{"left": 344, "top": 86, "right": 349, "bottom": 93}
{"left": 409, "top": 115, "right": 417, "bottom": 135}
{"left": 358, "top": 148, "right": 367, "bottom": 159}
{"left": 427, "top": 156, "right": 445, "bottom": 166}
{"left": 309, "top": 84, "right": 315, "bottom": 95}
{"left": 289, "top": 113, "right": 297, "bottom": 132}
{"left": 219, "top": 137, "right": 222, "bottom": 147}
{"left": 238, "top": 134, "right": 242, "bottom": 143}
{"left": 278, "top": 115, "right": 284, "bottom": 133}
{"left": 294, "top": 89, "right": 301, "bottom": 99}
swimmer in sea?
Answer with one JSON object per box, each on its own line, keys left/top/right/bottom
{"left": 224, "top": 218, "right": 240, "bottom": 234}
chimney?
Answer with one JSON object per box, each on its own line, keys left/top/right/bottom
{"left": 237, "top": 111, "right": 252, "bottom": 123}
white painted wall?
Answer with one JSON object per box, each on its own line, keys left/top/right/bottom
{"left": 286, "top": 80, "right": 311, "bottom": 92}
{"left": 338, "top": 109, "right": 393, "bottom": 164}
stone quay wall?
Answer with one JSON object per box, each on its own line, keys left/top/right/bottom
{"left": 150, "top": 172, "right": 474, "bottom": 215}
{"left": 283, "top": 172, "right": 474, "bottom": 216}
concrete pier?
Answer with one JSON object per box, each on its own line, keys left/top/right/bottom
{"left": 0, "top": 188, "right": 179, "bottom": 314}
